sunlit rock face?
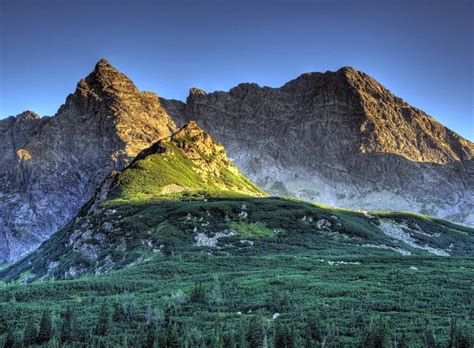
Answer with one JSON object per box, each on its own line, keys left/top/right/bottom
{"left": 0, "top": 59, "right": 177, "bottom": 262}
{"left": 164, "top": 67, "right": 474, "bottom": 226}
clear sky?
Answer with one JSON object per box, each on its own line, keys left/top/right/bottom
{"left": 1, "top": 0, "right": 473, "bottom": 140}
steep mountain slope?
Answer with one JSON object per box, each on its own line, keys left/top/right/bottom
{"left": 164, "top": 67, "right": 474, "bottom": 226}
{"left": 2, "top": 122, "right": 472, "bottom": 283}
{"left": 0, "top": 59, "right": 177, "bottom": 262}
{"left": 2, "top": 61, "right": 473, "bottom": 264}
{"left": 0, "top": 122, "right": 267, "bottom": 280}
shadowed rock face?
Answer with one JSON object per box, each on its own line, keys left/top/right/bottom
{"left": 0, "top": 59, "right": 177, "bottom": 262}
{"left": 163, "top": 67, "right": 474, "bottom": 226}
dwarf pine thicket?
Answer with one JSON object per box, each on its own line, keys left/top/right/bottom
{"left": 0, "top": 123, "right": 473, "bottom": 347}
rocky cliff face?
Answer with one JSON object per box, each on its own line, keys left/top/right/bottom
{"left": 0, "top": 59, "right": 176, "bottom": 262}
{"left": 165, "top": 67, "right": 474, "bottom": 226}
{"left": 2, "top": 61, "right": 473, "bottom": 262}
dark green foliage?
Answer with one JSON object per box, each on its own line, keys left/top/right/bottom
{"left": 36, "top": 310, "right": 52, "bottom": 344}
{"left": 363, "top": 319, "right": 390, "bottom": 348}
{"left": 165, "top": 325, "right": 180, "bottom": 348}
{"left": 246, "top": 314, "right": 267, "bottom": 348}
{"left": 96, "top": 302, "right": 111, "bottom": 336}
{"left": 145, "top": 323, "right": 156, "bottom": 348}
{"left": 60, "top": 306, "right": 77, "bottom": 343}
{"left": 449, "top": 319, "right": 473, "bottom": 348}
{"left": 23, "top": 315, "right": 37, "bottom": 346}
{"left": 0, "top": 196, "right": 473, "bottom": 347}
{"left": 2, "top": 326, "right": 14, "bottom": 348}
{"left": 190, "top": 281, "right": 207, "bottom": 304}
{"left": 273, "top": 320, "right": 293, "bottom": 348}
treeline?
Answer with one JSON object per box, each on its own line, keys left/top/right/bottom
{"left": 1, "top": 281, "right": 472, "bottom": 347}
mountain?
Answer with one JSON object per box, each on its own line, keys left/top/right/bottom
{"left": 2, "top": 122, "right": 472, "bottom": 282}
{"left": 0, "top": 59, "right": 177, "bottom": 262}
{"left": 2, "top": 60, "right": 473, "bottom": 263}
{"left": 0, "top": 121, "right": 268, "bottom": 280}
{"left": 164, "top": 67, "right": 474, "bottom": 226}
{"left": 1, "top": 121, "right": 473, "bottom": 346}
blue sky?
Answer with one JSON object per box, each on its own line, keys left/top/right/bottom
{"left": 1, "top": 0, "right": 473, "bottom": 140}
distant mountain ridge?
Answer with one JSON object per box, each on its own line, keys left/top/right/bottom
{"left": 1, "top": 59, "right": 472, "bottom": 262}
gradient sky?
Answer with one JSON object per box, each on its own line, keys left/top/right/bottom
{"left": 1, "top": 0, "right": 473, "bottom": 140}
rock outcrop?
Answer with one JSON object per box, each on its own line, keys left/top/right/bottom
{"left": 0, "top": 59, "right": 176, "bottom": 261}
{"left": 164, "top": 67, "right": 474, "bottom": 226}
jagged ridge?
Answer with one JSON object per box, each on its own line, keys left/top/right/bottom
{"left": 166, "top": 67, "right": 474, "bottom": 226}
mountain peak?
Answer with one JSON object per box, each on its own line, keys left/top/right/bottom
{"left": 91, "top": 58, "right": 123, "bottom": 80}
{"left": 176, "top": 120, "right": 204, "bottom": 135}
{"left": 16, "top": 110, "right": 41, "bottom": 121}
{"left": 95, "top": 58, "right": 111, "bottom": 68}
{"left": 109, "top": 120, "right": 266, "bottom": 201}
{"left": 337, "top": 66, "right": 358, "bottom": 74}
{"left": 73, "top": 58, "right": 137, "bottom": 98}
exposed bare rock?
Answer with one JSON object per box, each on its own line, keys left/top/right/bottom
{"left": 0, "top": 59, "right": 177, "bottom": 261}
{"left": 2, "top": 62, "right": 473, "bottom": 262}
{"left": 164, "top": 67, "right": 474, "bottom": 226}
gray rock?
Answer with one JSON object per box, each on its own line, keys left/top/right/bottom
{"left": 0, "top": 59, "right": 177, "bottom": 262}
{"left": 163, "top": 67, "right": 474, "bottom": 226}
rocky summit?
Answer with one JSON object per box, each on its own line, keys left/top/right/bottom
{"left": 0, "top": 59, "right": 177, "bottom": 262}
{"left": 165, "top": 67, "right": 474, "bottom": 226}
{"left": 1, "top": 60, "right": 473, "bottom": 262}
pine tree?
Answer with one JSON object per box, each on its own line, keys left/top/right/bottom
{"left": 448, "top": 319, "right": 473, "bottom": 348}
{"left": 363, "top": 319, "right": 388, "bottom": 348}
{"left": 190, "top": 282, "right": 206, "bottom": 304}
{"left": 166, "top": 325, "right": 180, "bottom": 348}
{"left": 3, "top": 326, "right": 15, "bottom": 348}
{"left": 96, "top": 302, "right": 111, "bottom": 336}
{"left": 146, "top": 323, "right": 156, "bottom": 348}
{"left": 247, "top": 315, "right": 266, "bottom": 348}
{"left": 304, "top": 311, "right": 322, "bottom": 344}
{"left": 274, "top": 320, "right": 290, "bottom": 348}
{"left": 145, "top": 304, "right": 154, "bottom": 326}
{"left": 60, "top": 306, "right": 77, "bottom": 343}
{"left": 210, "top": 318, "right": 224, "bottom": 348}
{"left": 37, "top": 310, "right": 53, "bottom": 344}
{"left": 397, "top": 332, "right": 409, "bottom": 348}
{"left": 424, "top": 324, "right": 436, "bottom": 347}
{"left": 23, "top": 316, "right": 38, "bottom": 346}
{"left": 208, "top": 276, "right": 223, "bottom": 309}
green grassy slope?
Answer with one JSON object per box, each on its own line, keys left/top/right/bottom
{"left": 0, "top": 122, "right": 473, "bottom": 346}
{"left": 108, "top": 120, "right": 265, "bottom": 202}
{"left": 0, "top": 224, "right": 473, "bottom": 346}
{"left": 3, "top": 196, "right": 472, "bottom": 283}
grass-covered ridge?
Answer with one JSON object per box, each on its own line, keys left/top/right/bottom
{"left": 2, "top": 196, "right": 473, "bottom": 283}
{"left": 108, "top": 121, "right": 265, "bottom": 202}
